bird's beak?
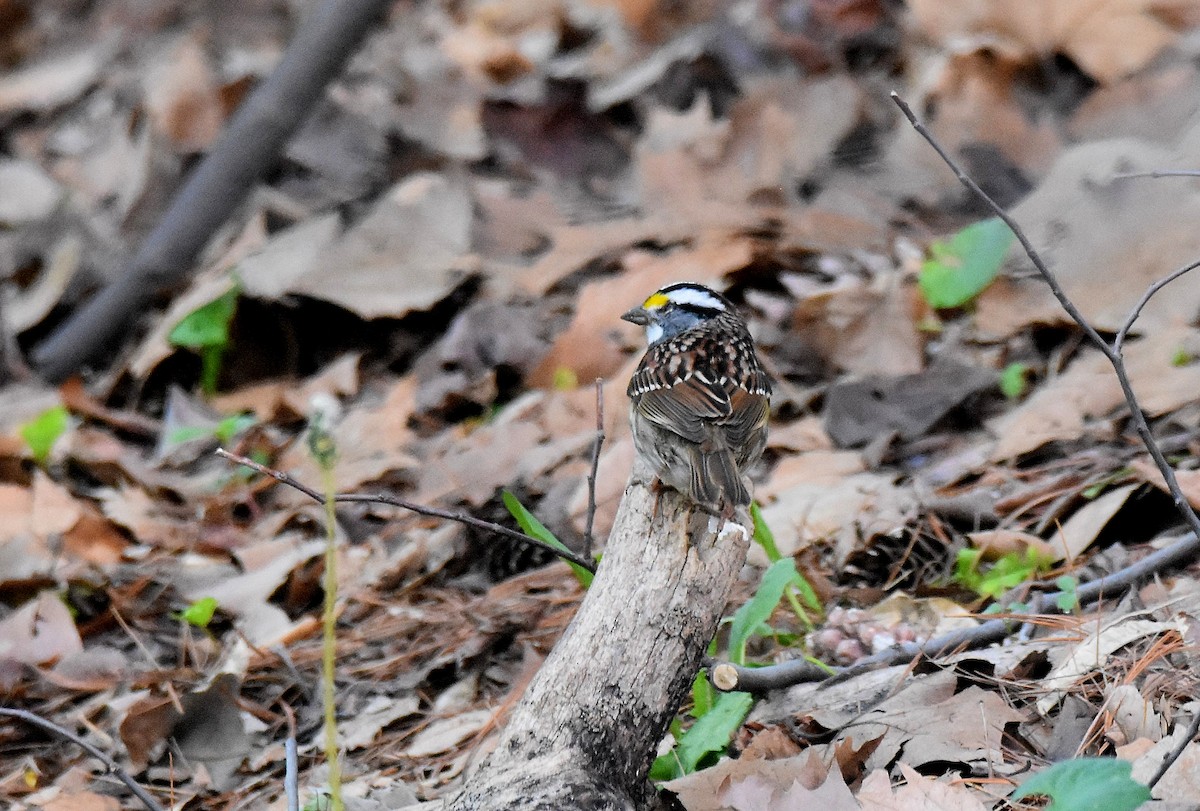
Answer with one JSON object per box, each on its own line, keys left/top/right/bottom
{"left": 621, "top": 307, "right": 650, "bottom": 326}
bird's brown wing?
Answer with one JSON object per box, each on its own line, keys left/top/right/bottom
{"left": 633, "top": 374, "right": 731, "bottom": 446}
{"left": 723, "top": 387, "right": 770, "bottom": 450}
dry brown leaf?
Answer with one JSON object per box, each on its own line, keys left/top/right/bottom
{"left": 404, "top": 708, "right": 496, "bottom": 757}
{"left": 990, "top": 326, "right": 1200, "bottom": 459}
{"left": 42, "top": 791, "right": 122, "bottom": 811}
{"left": 790, "top": 273, "right": 926, "bottom": 377}
{"left": 757, "top": 468, "right": 916, "bottom": 564}
{"left": 975, "top": 133, "right": 1200, "bottom": 338}
{"left": 909, "top": 0, "right": 1179, "bottom": 83}
{"left": 180, "top": 538, "right": 326, "bottom": 646}
{"left": 1049, "top": 483, "right": 1137, "bottom": 563}
{"left": 277, "top": 375, "right": 419, "bottom": 496}
{"left": 809, "top": 673, "right": 1024, "bottom": 773}
{"left": 100, "top": 486, "right": 199, "bottom": 550}
{"left": 858, "top": 763, "right": 989, "bottom": 811}
{"left": 663, "top": 748, "right": 857, "bottom": 811}
{"left": 1133, "top": 741, "right": 1200, "bottom": 801}
{"left": 0, "top": 591, "right": 83, "bottom": 667}
{"left": 967, "top": 528, "right": 1057, "bottom": 561}
{"left": 62, "top": 508, "right": 128, "bottom": 566}
{"left": 1131, "top": 457, "right": 1200, "bottom": 510}
{"left": 0, "top": 42, "right": 111, "bottom": 114}
{"left": 340, "top": 695, "right": 421, "bottom": 751}
{"left": 141, "top": 33, "right": 225, "bottom": 151}
{"left": 1036, "top": 617, "right": 1181, "bottom": 714}
{"left": 236, "top": 213, "right": 340, "bottom": 301}
{"left": 43, "top": 645, "right": 130, "bottom": 692}
{"left": 757, "top": 451, "right": 866, "bottom": 500}
{"left": 304, "top": 172, "right": 476, "bottom": 318}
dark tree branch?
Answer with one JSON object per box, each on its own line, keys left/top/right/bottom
{"left": 31, "top": 0, "right": 392, "bottom": 381}
{"left": 215, "top": 448, "right": 599, "bottom": 574}
{"left": 0, "top": 707, "right": 166, "bottom": 811}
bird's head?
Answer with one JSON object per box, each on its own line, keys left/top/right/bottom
{"left": 621, "top": 282, "right": 731, "bottom": 345}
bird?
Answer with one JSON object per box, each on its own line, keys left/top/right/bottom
{"left": 621, "top": 282, "right": 771, "bottom": 513}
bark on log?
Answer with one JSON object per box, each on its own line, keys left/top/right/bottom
{"left": 441, "top": 462, "right": 751, "bottom": 810}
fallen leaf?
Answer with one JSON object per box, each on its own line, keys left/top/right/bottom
{"left": 858, "top": 763, "right": 989, "bottom": 811}
{"left": 1050, "top": 483, "right": 1137, "bottom": 563}
{"left": 302, "top": 172, "right": 476, "bottom": 318}
{"left": 0, "top": 591, "right": 83, "bottom": 667}
{"left": 909, "top": 0, "right": 1180, "bottom": 83}
{"left": 404, "top": 708, "right": 495, "bottom": 757}
{"left": 141, "top": 33, "right": 225, "bottom": 151}
{"left": 1036, "top": 617, "right": 1182, "bottom": 714}
{"left": 0, "top": 42, "right": 111, "bottom": 113}
{"left": 0, "top": 159, "right": 62, "bottom": 224}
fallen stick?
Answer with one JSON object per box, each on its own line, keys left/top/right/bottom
{"left": 31, "top": 0, "right": 391, "bottom": 381}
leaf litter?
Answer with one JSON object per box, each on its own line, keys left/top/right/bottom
{"left": 3, "top": 0, "right": 1200, "bottom": 809}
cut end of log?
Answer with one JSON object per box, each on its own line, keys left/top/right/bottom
{"left": 711, "top": 663, "right": 740, "bottom": 692}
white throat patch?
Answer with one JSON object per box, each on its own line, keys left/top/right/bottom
{"left": 646, "top": 322, "right": 664, "bottom": 344}
{"left": 666, "top": 287, "right": 726, "bottom": 310}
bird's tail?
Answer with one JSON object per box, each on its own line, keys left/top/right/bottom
{"left": 690, "top": 447, "right": 750, "bottom": 508}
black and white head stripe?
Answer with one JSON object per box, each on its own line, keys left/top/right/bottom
{"left": 644, "top": 283, "right": 729, "bottom": 314}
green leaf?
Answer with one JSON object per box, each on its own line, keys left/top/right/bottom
{"left": 169, "top": 284, "right": 240, "bottom": 350}
{"left": 501, "top": 490, "right": 593, "bottom": 587}
{"left": 650, "top": 691, "right": 754, "bottom": 781}
{"left": 214, "top": 414, "right": 257, "bottom": 445}
{"left": 1000, "top": 362, "right": 1030, "bottom": 400}
{"left": 750, "top": 503, "right": 781, "bottom": 563}
{"left": 690, "top": 669, "right": 714, "bottom": 719}
{"left": 919, "top": 218, "right": 1015, "bottom": 309}
{"left": 20, "top": 405, "right": 70, "bottom": 467}
{"left": 728, "top": 558, "right": 800, "bottom": 666}
{"left": 954, "top": 547, "right": 1053, "bottom": 598}
{"left": 178, "top": 597, "right": 219, "bottom": 628}
{"left": 1012, "top": 758, "right": 1150, "bottom": 811}
{"left": 1172, "top": 346, "right": 1193, "bottom": 367}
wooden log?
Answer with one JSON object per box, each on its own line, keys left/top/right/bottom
{"left": 441, "top": 461, "right": 750, "bottom": 810}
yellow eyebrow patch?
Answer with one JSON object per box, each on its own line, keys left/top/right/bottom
{"left": 643, "top": 292, "right": 670, "bottom": 310}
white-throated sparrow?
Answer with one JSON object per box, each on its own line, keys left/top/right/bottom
{"left": 622, "top": 282, "right": 771, "bottom": 511}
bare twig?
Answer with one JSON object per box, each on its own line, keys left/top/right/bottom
{"left": 1114, "top": 169, "right": 1200, "bottom": 180}
{"left": 583, "top": 378, "right": 606, "bottom": 559}
{"left": 717, "top": 98, "right": 1200, "bottom": 695}
{"left": 889, "top": 91, "right": 1200, "bottom": 546}
{"left": 215, "top": 448, "right": 598, "bottom": 573}
{"left": 718, "top": 528, "right": 1200, "bottom": 693}
{"left": 1149, "top": 707, "right": 1200, "bottom": 789}
{"left": 0, "top": 707, "right": 166, "bottom": 811}
{"left": 30, "top": 0, "right": 392, "bottom": 381}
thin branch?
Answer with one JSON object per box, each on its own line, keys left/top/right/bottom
{"left": 583, "top": 378, "right": 606, "bottom": 559}
{"left": 889, "top": 91, "right": 1200, "bottom": 547}
{"left": 718, "top": 529, "right": 1200, "bottom": 693}
{"left": 1115, "top": 259, "right": 1200, "bottom": 353}
{"left": 215, "top": 448, "right": 598, "bottom": 574}
{"left": 1149, "top": 707, "right": 1200, "bottom": 789}
{"left": 1113, "top": 170, "right": 1200, "bottom": 180}
{"left": 0, "top": 707, "right": 166, "bottom": 811}
{"left": 718, "top": 98, "right": 1200, "bottom": 695}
